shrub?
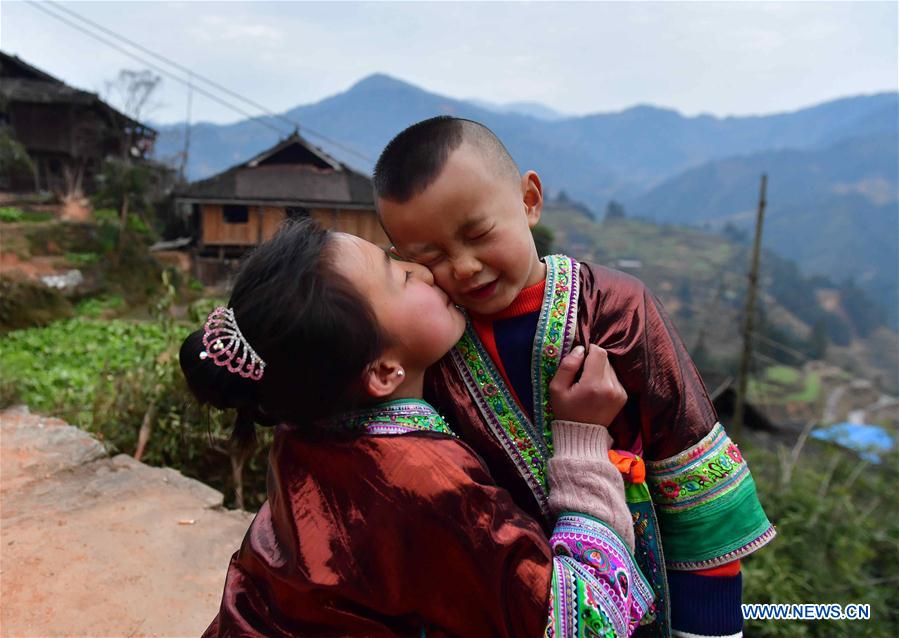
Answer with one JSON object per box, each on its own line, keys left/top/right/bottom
{"left": 0, "top": 312, "right": 270, "bottom": 510}
{"left": 741, "top": 434, "right": 899, "bottom": 636}
{"left": 0, "top": 207, "right": 24, "bottom": 222}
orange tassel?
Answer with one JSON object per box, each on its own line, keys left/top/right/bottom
{"left": 608, "top": 449, "right": 646, "bottom": 484}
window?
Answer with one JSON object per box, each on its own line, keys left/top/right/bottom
{"left": 223, "top": 205, "right": 249, "bottom": 224}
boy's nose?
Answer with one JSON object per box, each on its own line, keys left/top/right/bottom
{"left": 451, "top": 253, "right": 482, "bottom": 280}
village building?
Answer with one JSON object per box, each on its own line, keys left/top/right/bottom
{"left": 0, "top": 51, "right": 157, "bottom": 195}
{"left": 174, "top": 132, "right": 386, "bottom": 282}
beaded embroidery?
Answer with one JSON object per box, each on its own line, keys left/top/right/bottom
{"left": 626, "top": 484, "right": 670, "bottom": 636}
{"left": 530, "top": 255, "right": 580, "bottom": 444}
{"left": 546, "top": 514, "right": 654, "bottom": 638}
{"left": 337, "top": 399, "right": 455, "bottom": 437}
{"left": 450, "top": 255, "right": 580, "bottom": 519}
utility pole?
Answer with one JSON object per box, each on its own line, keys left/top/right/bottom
{"left": 734, "top": 174, "right": 767, "bottom": 437}
{"left": 179, "top": 73, "right": 193, "bottom": 184}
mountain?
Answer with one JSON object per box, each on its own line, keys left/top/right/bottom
{"left": 150, "top": 74, "right": 897, "bottom": 324}
{"left": 154, "top": 73, "right": 896, "bottom": 204}
{"left": 628, "top": 133, "right": 899, "bottom": 327}
{"left": 154, "top": 72, "right": 622, "bottom": 203}
{"left": 465, "top": 99, "right": 567, "bottom": 121}
{"left": 539, "top": 204, "right": 899, "bottom": 390}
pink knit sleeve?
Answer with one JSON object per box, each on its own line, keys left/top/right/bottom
{"left": 548, "top": 420, "right": 635, "bottom": 550}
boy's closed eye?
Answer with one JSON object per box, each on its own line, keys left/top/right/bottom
{"left": 466, "top": 225, "right": 494, "bottom": 241}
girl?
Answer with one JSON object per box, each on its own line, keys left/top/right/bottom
{"left": 180, "top": 218, "right": 652, "bottom": 637}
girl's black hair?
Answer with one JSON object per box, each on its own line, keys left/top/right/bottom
{"left": 179, "top": 217, "right": 384, "bottom": 442}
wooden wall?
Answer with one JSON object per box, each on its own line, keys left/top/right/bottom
{"left": 201, "top": 205, "right": 286, "bottom": 246}
{"left": 310, "top": 208, "right": 388, "bottom": 247}
{"left": 201, "top": 204, "right": 387, "bottom": 248}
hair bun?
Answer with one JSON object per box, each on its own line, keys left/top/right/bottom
{"left": 180, "top": 329, "right": 260, "bottom": 413}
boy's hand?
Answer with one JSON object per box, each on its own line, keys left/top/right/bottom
{"left": 549, "top": 344, "right": 627, "bottom": 426}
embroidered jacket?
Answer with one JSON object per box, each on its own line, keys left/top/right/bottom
{"left": 424, "top": 256, "right": 776, "bottom": 636}
{"left": 202, "top": 400, "right": 652, "bottom": 637}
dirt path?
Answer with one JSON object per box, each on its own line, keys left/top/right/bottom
{"left": 0, "top": 406, "right": 253, "bottom": 637}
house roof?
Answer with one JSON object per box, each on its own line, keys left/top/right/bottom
{"left": 0, "top": 51, "right": 156, "bottom": 138}
{"left": 178, "top": 132, "right": 375, "bottom": 206}
{"left": 0, "top": 51, "right": 62, "bottom": 83}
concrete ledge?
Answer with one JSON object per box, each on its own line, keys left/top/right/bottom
{"left": 1, "top": 406, "right": 253, "bottom": 637}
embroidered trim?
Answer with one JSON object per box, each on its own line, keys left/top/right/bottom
{"left": 666, "top": 525, "right": 776, "bottom": 571}
{"left": 627, "top": 485, "right": 671, "bottom": 635}
{"left": 531, "top": 255, "right": 580, "bottom": 443}
{"left": 648, "top": 422, "right": 728, "bottom": 473}
{"left": 450, "top": 255, "right": 580, "bottom": 521}
{"left": 549, "top": 514, "right": 655, "bottom": 637}
{"left": 647, "top": 423, "right": 776, "bottom": 569}
{"left": 337, "top": 399, "right": 455, "bottom": 437}
{"left": 647, "top": 423, "right": 749, "bottom": 512}
{"left": 451, "top": 333, "right": 550, "bottom": 515}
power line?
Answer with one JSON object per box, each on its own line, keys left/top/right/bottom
{"left": 28, "top": 1, "right": 374, "bottom": 167}
{"left": 26, "top": 0, "right": 288, "bottom": 137}
{"left": 46, "top": 0, "right": 373, "bottom": 166}
{"left": 45, "top": 0, "right": 299, "bottom": 131}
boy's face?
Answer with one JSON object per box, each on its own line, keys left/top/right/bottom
{"left": 378, "top": 143, "right": 545, "bottom": 316}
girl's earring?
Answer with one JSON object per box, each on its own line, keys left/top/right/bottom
{"left": 396, "top": 369, "right": 405, "bottom": 378}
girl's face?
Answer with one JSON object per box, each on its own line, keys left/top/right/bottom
{"left": 330, "top": 233, "right": 466, "bottom": 370}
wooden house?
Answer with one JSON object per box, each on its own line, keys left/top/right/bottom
{"left": 176, "top": 132, "right": 386, "bottom": 274}
{"left": 0, "top": 51, "right": 157, "bottom": 194}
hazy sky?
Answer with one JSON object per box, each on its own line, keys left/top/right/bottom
{"left": 2, "top": 1, "right": 897, "bottom": 125}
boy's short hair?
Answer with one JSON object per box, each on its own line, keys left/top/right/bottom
{"left": 373, "top": 116, "right": 520, "bottom": 204}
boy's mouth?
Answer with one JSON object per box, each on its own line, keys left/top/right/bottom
{"left": 466, "top": 279, "right": 498, "bottom": 300}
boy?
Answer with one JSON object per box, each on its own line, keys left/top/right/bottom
{"left": 373, "top": 117, "right": 774, "bottom": 638}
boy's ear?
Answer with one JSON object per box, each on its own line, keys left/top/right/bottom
{"left": 362, "top": 357, "right": 406, "bottom": 399}
{"left": 521, "top": 170, "right": 543, "bottom": 229}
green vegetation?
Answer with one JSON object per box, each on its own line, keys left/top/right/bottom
{"left": 0, "top": 206, "right": 53, "bottom": 223}
{"left": 749, "top": 368, "right": 822, "bottom": 406}
{"left": 0, "top": 206, "right": 23, "bottom": 222}
{"left": 531, "top": 224, "right": 555, "bottom": 257}
{"left": 0, "top": 304, "right": 270, "bottom": 510}
{"left": 765, "top": 365, "right": 802, "bottom": 385}
{"left": 75, "top": 295, "right": 126, "bottom": 318}
{"left": 65, "top": 251, "right": 102, "bottom": 266}
{"left": 785, "top": 373, "right": 822, "bottom": 404}
{"left": 0, "top": 317, "right": 179, "bottom": 425}
{"left": 741, "top": 436, "right": 899, "bottom": 636}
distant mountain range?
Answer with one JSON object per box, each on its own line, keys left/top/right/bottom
{"left": 151, "top": 74, "right": 898, "bottom": 322}
{"left": 464, "top": 99, "right": 567, "bottom": 121}
{"left": 628, "top": 132, "right": 898, "bottom": 326}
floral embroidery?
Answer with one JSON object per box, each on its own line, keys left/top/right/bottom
{"left": 647, "top": 423, "right": 776, "bottom": 570}
{"left": 531, "top": 255, "right": 580, "bottom": 444}
{"left": 547, "top": 514, "right": 654, "bottom": 637}
{"left": 336, "top": 399, "right": 455, "bottom": 437}
{"left": 451, "top": 255, "right": 580, "bottom": 520}
{"left": 657, "top": 480, "right": 681, "bottom": 499}
{"left": 647, "top": 423, "right": 750, "bottom": 511}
